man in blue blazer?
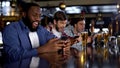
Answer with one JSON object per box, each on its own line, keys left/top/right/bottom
{"left": 2, "top": 2, "right": 69, "bottom": 68}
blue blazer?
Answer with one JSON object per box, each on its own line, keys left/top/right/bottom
{"left": 2, "top": 20, "right": 55, "bottom": 68}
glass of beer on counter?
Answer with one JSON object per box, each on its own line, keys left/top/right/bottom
{"left": 97, "top": 33, "right": 102, "bottom": 43}
{"left": 96, "top": 33, "right": 103, "bottom": 55}
{"left": 81, "top": 31, "right": 88, "bottom": 47}
{"left": 78, "top": 31, "right": 88, "bottom": 68}
{"left": 103, "top": 32, "right": 109, "bottom": 61}
{"left": 103, "top": 32, "right": 109, "bottom": 47}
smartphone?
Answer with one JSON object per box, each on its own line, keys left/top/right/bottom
{"left": 58, "top": 36, "right": 68, "bottom": 55}
{"left": 60, "top": 36, "right": 68, "bottom": 40}
{"left": 73, "top": 36, "right": 79, "bottom": 39}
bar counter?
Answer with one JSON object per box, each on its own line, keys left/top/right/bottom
{"left": 0, "top": 47, "right": 120, "bottom": 68}
{"left": 37, "top": 49, "right": 120, "bottom": 68}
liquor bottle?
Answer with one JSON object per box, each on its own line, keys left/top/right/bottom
{"left": 108, "top": 23, "right": 113, "bottom": 36}
{"left": 90, "top": 20, "right": 95, "bottom": 35}
{"left": 115, "top": 20, "right": 119, "bottom": 36}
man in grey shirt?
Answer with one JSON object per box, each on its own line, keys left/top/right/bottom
{"left": 64, "top": 17, "right": 92, "bottom": 68}
{"left": 64, "top": 18, "right": 86, "bottom": 51}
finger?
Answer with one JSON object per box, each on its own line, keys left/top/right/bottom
{"left": 56, "top": 45, "right": 64, "bottom": 50}
{"left": 63, "top": 46, "right": 70, "bottom": 51}
{"left": 56, "top": 40, "right": 65, "bottom": 44}
{"left": 66, "top": 39, "right": 71, "bottom": 42}
{"left": 66, "top": 42, "right": 72, "bottom": 46}
{"left": 49, "top": 38, "right": 59, "bottom": 42}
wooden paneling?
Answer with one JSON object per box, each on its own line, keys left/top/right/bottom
{"left": 0, "top": 16, "right": 19, "bottom": 21}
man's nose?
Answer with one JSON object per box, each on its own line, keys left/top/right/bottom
{"left": 36, "top": 18, "right": 40, "bottom": 22}
{"left": 35, "top": 16, "right": 41, "bottom": 21}
{"left": 82, "top": 25, "right": 85, "bottom": 28}
{"left": 63, "top": 24, "right": 66, "bottom": 28}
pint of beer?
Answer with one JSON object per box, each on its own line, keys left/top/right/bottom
{"left": 97, "top": 33, "right": 102, "bottom": 42}
{"left": 81, "top": 31, "right": 88, "bottom": 47}
{"left": 108, "top": 23, "right": 113, "bottom": 36}
{"left": 103, "top": 32, "right": 109, "bottom": 46}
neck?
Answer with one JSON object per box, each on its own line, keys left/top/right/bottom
{"left": 73, "top": 28, "right": 78, "bottom": 35}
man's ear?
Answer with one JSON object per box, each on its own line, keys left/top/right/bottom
{"left": 74, "top": 24, "right": 77, "bottom": 28}
{"left": 53, "top": 20, "right": 57, "bottom": 25}
{"left": 22, "top": 12, "right": 26, "bottom": 18}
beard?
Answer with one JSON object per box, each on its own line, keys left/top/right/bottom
{"left": 55, "top": 26, "right": 64, "bottom": 33}
{"left": 22, "top": 17, "right": 38, "bottom": 32}
{"left": 28, "top": 23, "right": 38, "bottom": 32}
{"left": 55, "top": 26, "right": 59, "bottom": 32}
{"left": 79, "top": 29, "right": 85, "bottom": 33}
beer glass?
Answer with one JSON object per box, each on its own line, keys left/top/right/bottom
{"left": 79, "top": 31, "right": 88, "bottom": 68}
{"left": 103, "top": 32, "right": 109, "bottom": 61}
{"left": 97, "top": 33, "right": 102, "bottom": 43}
{"left": 81, "top": 31, "right": 88, "bottom": 47}
{"left": 108, "top": 23, "right": 113, "bottom": 36}
{"left": 103, "top": 32, "right": 109, "bottom": 47}
{"left": 96, "top": 33, "right": 103, "bottom": 55}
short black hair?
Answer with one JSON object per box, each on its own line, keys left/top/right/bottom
{"left": 41, "top": 15, "right": 53, "bottom": 27}
{"left": 17, "top": 1, "right": 27, "bottom": 16}
{"left": 70, "top": 17, "right": 85, "bottom": 27}
{"left": 53, "top": 11, "right": 67, "bottom": 21}
{"left": 22, "top": 2, "right": 40, "bottom": 13}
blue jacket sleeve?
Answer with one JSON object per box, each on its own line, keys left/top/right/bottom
{"left": 2, "top": 24, "right": 38, "bottom": 62}
{"left": 38, "top": 26, "right": 56, "bottom": 43}
{"left": 45, "top": 29, "right": 56, "bottom": 40}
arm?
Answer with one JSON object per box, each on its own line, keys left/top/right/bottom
{"left": 2, "top": 25, "right": 38, "bottom": 62}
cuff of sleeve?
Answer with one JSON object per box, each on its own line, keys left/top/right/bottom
{"left": 30, "top": 48, "right": 39, "bottom": 56}
{"left": 71, "top": 42, "right": 82, "bottom": 51}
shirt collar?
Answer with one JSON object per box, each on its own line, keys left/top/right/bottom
{"left": 52, "top": 28, "right": 62, "bottom": 38}
{"left": 19, "top": 19, "right": 30, "bottom": 33}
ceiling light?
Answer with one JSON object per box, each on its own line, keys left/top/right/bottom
{"left": 10, "top": 0, "right": 16, "bottom": 8}
{"left": 117, "top": 4, "right": 119, "bottom": 8}
{"left": 59, "top": 2, "right": 66, "bottom": 10}
{"left": 119, "top": 10, "right": 120, "bottom": 13}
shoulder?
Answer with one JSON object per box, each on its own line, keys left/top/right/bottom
{"left": 37, "top": 25, "right": 52, "bottom": 34}
{"left": 64, "top": 25, "right": 73, "bottom": 33}
{"left": 64, "top": 25, "right": 73, "bottom": 31}
{"left": 3, "top": 21, "right": 19, "bottom": 31}
{"left": 38, "top": 25, "right": 47, "bottom": 31}
{"left": 37, "top": 25, "right": 55, "bottom": 40}
{"left": 2, "top": 22, "right": 20, "bottom": 39}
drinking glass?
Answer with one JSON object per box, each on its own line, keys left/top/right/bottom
{"left": 79, "top": 31, "right": 88, "bottom": 68}
{"left": 81, "top": 31, "right": 88, "bottom": 48}
{"left": 103, "top": 32, "right": 109, "bottom": 47}
{"left": 103, "top": 32, "right": 109, "bottom": 61}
